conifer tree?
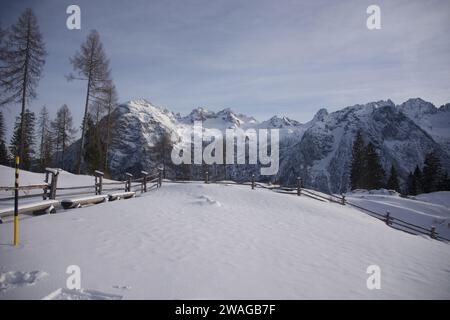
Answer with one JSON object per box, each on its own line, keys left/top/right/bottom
{"left": 0, "top": 111, "right": 9, "bottom": 165}
{"left": 0, "top": 9, "right": 46, "bottom": 166}
{"left": 438, "top": 172, "right": 450, "bottom": 191}
{"left": 84, "top": 114, "right": 104, "bottom": 174}
{"left": 350, "top": 131, "right": 365, "bottom": 190}
{"left": 386, "top": 165, "right": 400, "bottom": 191}
{"left": 422, "top": 151, "right": 442, "bottom": 193}
{"left": 101, "top": 83, "right": 117, "bottom": 173}
{"left": 364, "top": 142, "right": 385, "bottom": 190}
{"left": 413, "top": 165, "right": 423, "bottom": 194}
{"left": 406, "top": 172, "right": 416, "bottom": 195}
{"left": 51, "top": 104, "right": 76, "bottom": 169}
{"left": 37, "top": 105, "right": 52, "bottom": 170}
{"left": 9, "top": 109, "right": 35, "bottom": 170}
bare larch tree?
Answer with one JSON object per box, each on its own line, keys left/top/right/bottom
{"left": 68, "top": 29, "right": 110, "bottom": 173}
{"left": 0, "top": 9, "right": 46, "bottom": 167}
{"left": 98, "top": 82, "right": 118, "bottom": 173}
{"left": 52, "top": 104, "right": 76, "bottom": 170}
{"left": 37, "top": 105, "right": 53, "bottom": 170}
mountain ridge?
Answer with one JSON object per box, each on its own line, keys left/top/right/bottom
{"left": 63, "top": 97, "right": 450, "bottom": 193}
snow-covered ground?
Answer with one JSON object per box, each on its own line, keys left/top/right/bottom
{"left": 346, "top": 189, "right": 450, "bottom": 239}
{"left": 0, "top": 180, "right": 449, "bottom": 299}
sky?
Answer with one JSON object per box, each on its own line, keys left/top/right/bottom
{"left": 0, "top": 0, "right": 449, "bottom": 140}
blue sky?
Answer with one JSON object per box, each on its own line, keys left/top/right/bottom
{"left": 1, "top": 0, "right": 449, "bottom": 139}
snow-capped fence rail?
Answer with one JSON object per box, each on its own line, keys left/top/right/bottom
{"left": 0, "top": 200, "right": 59, "bottom": 217}
{"left": 0, "top": 168, "right": 162, "bottom": 221}
{"left": 61, "top": 195, "right": 108, "bottom": 209}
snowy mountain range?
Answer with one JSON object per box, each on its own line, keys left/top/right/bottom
{"left": 64, "top": 98, "right": 450, "bottom": 193}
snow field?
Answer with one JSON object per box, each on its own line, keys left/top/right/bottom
{"left": 0, "top": 182, "right": 449, "bottom": 299}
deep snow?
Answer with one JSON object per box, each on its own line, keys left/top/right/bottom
{"left": 0, "top": 181, "right": 449, "bottom": 299}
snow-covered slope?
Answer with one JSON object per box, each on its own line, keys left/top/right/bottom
{"left": 415, "top": 191, "right": 450, "bottom": 209}
{"left": 0, "top": 182, "right": 449, "bottom": 299}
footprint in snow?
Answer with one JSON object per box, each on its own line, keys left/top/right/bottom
{"left": 196, "top": 195, "right": 222, "bottom": 207}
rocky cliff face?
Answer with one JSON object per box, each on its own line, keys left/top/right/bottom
{"left": 64, "top": 98, "right": 450, "bottom": 193}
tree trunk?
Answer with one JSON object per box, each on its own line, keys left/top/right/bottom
{"left": 76, "top": 38, "right": 97, "bottom": 174}
{"left": 62, "top": 115, "right": 66, "bottom": 170}
{"left": 40, "top": 121, "right": 45, "bottom": 169}
{"left": 19, "top": 20, "right": 31, "bottom": 168}
{"left": 104, "top": 96, "right": 112, "bottom": 172}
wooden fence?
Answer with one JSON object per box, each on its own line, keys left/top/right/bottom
{"left": 0, "top": 168, "right": 162, "bottom": 222}
{"left": 0, "top": 168, "right": 162, "bottom": 202}
{"left": 1, "top": 167, "right": 448, "bottom": 243}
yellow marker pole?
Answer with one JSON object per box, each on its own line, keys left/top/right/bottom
{"left": 13, "top": 156, "right": 19, "bottom": 246}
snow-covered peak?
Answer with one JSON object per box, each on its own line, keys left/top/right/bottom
{"left": 362, "top": 99, "right": 395, "bottom": 111}
{"left": 182, "top": 107, "right": 257, "bottom": 129}
{"left": 117, "top": 99, "right": 179, "bottom": 130}
{"left": 398, "top": 98, "right": 437, "bottom": 118}
{"left": 312, "top": 108, "right": 328, "bottom": 122}
{"left": 260, "top": 115, "right": 301, "bottom": 128}
{"left": 216, "top": 108, "right": 258, "bottom": 126}
{"left": 123, "top": 99, "right": 168, "bottom": 115}
{"left": 184, "top": 107, "right": 215, "bottom": 122}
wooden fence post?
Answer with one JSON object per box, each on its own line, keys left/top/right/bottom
{"left": 52, "top": 171, "right": 59, "bottom": 200}
{"left": 125, "top": 173, "right": 133, "bottom": 192}
{"left": 385, "top": 211, "right": 391, "bottom": 226}
{"left": 141, "top": 171, "right": 148, "bottom": 193}
{"left": 297, "top": 177, "right": 301, "bottom": 196}
{"left": 158, "top": 169, "right": 162, "bottom": 187}
{"left": 43, "top": 171, "right": 50, "bottom": 200}
{"left": 251, "top": 174, "right": 255, "bottom": 190}
{"left": 430, "top": 226, "right": 437, "bottom": 239}
{"left": 94, "top": 170, "right": 104, "bottom": 195}
{"left": 44, "top": 168, "right": 60, "bottom": 200}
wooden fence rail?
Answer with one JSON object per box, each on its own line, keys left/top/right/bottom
{"left": 0, "top": 168, "right": 162, "bottom": 212}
